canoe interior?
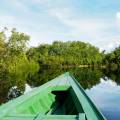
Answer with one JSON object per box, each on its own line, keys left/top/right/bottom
{"left": 8, "top": 86, "right": 83, "bottom": 115}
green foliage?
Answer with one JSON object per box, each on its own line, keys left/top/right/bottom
{"left": 8, "top": 28, "right": 30, "bottom": 53}
{"left": 27, "top": 41, "right": 103, "bottom": 67}
{"left": 0, "top": 28, "right": 39, "bottom": 85}
{"left": 0, "top": 31, "right": 7, "bottom": 76}
{"left": 1, "top": 27, "right": 120, "bottom": 105}
{"left": 2, "top": 27, "right": 120, "bottom": 104}
{"left": 103, "top": 46, "right": 120, "bottom": 69}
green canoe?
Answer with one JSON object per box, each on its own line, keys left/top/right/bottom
{"left": 0, "top": 72, "right": 106, "bottom": 120}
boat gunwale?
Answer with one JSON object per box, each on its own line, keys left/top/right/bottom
{"left": 69, "top": 72, "right": 106, "bottom": 120}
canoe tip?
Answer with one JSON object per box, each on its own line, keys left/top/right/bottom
{"left": 65, "top": 72, "right": 70, "bottom": 76}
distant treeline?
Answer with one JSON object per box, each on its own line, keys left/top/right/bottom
{"left": 0, "top": 28, "right": 120, "bottom": 83}
{"left": 27, "top": 41, "right": 104, "bottom": 68}
{"left": 103, "top": 47, "right": 120, "bottom": 71}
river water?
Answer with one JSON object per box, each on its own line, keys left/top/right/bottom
{"left": 86, "top": 77, "right": 120, "bottom": 120}
{"left": 0, "top": 67, "right": 120, "bottom": 120}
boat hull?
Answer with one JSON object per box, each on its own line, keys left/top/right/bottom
{"left": 0, "top": 72, "right": 106, "bottom": 120}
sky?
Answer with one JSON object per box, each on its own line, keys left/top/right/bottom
{"left": 0, "top": 0, "right": 120, "bottom": 52}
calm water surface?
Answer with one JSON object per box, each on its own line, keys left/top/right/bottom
{"left": 0, "top": 68, "right": 120, "bottom": 120}
{"left": 86, "top": 77, "right": 120, "bottom": 120}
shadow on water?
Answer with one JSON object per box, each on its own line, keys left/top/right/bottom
{"left": 0, "top": 67, "right": 102, "bottom": 103}
{"left": 0, "top": 73, "right": 25, "bottom": 104}
{"left": 27, "top": 67, "right": 104, "bottom": 89}
{"left": 0, "top": 67, "right": 119, "bottom": 102}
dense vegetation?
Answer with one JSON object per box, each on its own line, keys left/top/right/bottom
{"left": 0, "top": 28, "right": 39, "bottom": 88}
{"left": 1, "top": 28, "right": 120, "bottom": 103}
{"left": 1, "top": 28, "right": 120, "bottom": 84}
{"left": 103, "top": 46, "right": 120, "bottom": 71}
{"left": 27, "top": 41, "right": 104, "bottom": 68}
{"left": 1, "top": 28, "right": 120, "bottom": 80}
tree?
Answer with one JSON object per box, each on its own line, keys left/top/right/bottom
{"left": 27, "top": 41, "right": 103, "bottom": 68}
{"left": 0, "top": 28, "right": 39, "bottom": 86}
{"left": 8, "top": 28, "right": 30, "bottom": 55}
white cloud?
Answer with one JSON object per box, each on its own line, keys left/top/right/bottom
{"left": 96, "top": 36, "right": 120, "bottom": 52}
{"left": 116, "top": 12, "right": 120, "bottom": 19}
{"left": 0, "top": 14, "right": 16, "bottom": 25}
{"left": 0, "top": 1, "right": 119, "bottom": 51}
{"left": 86, "top": 78, "right": 120, "bottom": 110}
{"left": 31, "top": 0, "right": 51, "bottom": 4}
{"left": 116, "top": 12, "right": 120, "bottom": 30}
{"left": 49, "top": 8, "right": 116, "bottom": 51}
{"left": 51, "top": 8, "right": 109, "bottom": 36}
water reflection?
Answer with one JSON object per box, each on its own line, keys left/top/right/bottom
{"left": 27, "top": 67, "right": 103, "bottom": 89}
{"left": 0, "top": 67, "right": 120, "bottom": 120}
{"left": 7, "top": 86, "right": 22, "bottom": 100}
{"left": 86, "top": 78, "right": 120, "bottom": 120}
{"left": 0, "top": 77, "right": 25, "bottom": 104}
{"left": 24, "top": 84, "right": 32, "bottom": 94}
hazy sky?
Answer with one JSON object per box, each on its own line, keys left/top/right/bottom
{"left": 0, "top": 0, "right": 120, "bottom": 51}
